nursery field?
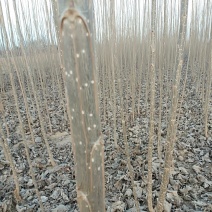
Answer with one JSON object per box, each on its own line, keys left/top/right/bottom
{"left": 0, "top": 60, "right": 211, "bottom": 211}
{"left": 0, "top": 0, "right": 212, "bottom": 211}
{"left": 0, "top": 60, "right": 212, "bottom": 211}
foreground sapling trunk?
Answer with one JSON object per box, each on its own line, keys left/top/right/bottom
{"left": 60, "top": 8, "right": 105, "bottom": 211}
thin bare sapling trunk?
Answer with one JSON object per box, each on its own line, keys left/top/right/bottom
{"left": 156, "top": 1, "right": 188, "bottom": 211}
{"left": 147, "top": 0, "right": 156, "bottom": 211}
{"left": 204, "top": 13, "right": 212, "bottom": 138}
{"left": 11, "top": 0, "right": 56, "bottom": 167}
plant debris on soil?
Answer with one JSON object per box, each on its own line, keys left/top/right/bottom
{"left": 0, "top": 68, "right": 211, "bottom": 212}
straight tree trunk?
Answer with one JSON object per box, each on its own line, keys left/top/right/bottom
{"left": 58, "top": 1, "right": 105, "bottom": 211}
{"left": 156, "top": 1, "right": 188, "bottom": 211}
